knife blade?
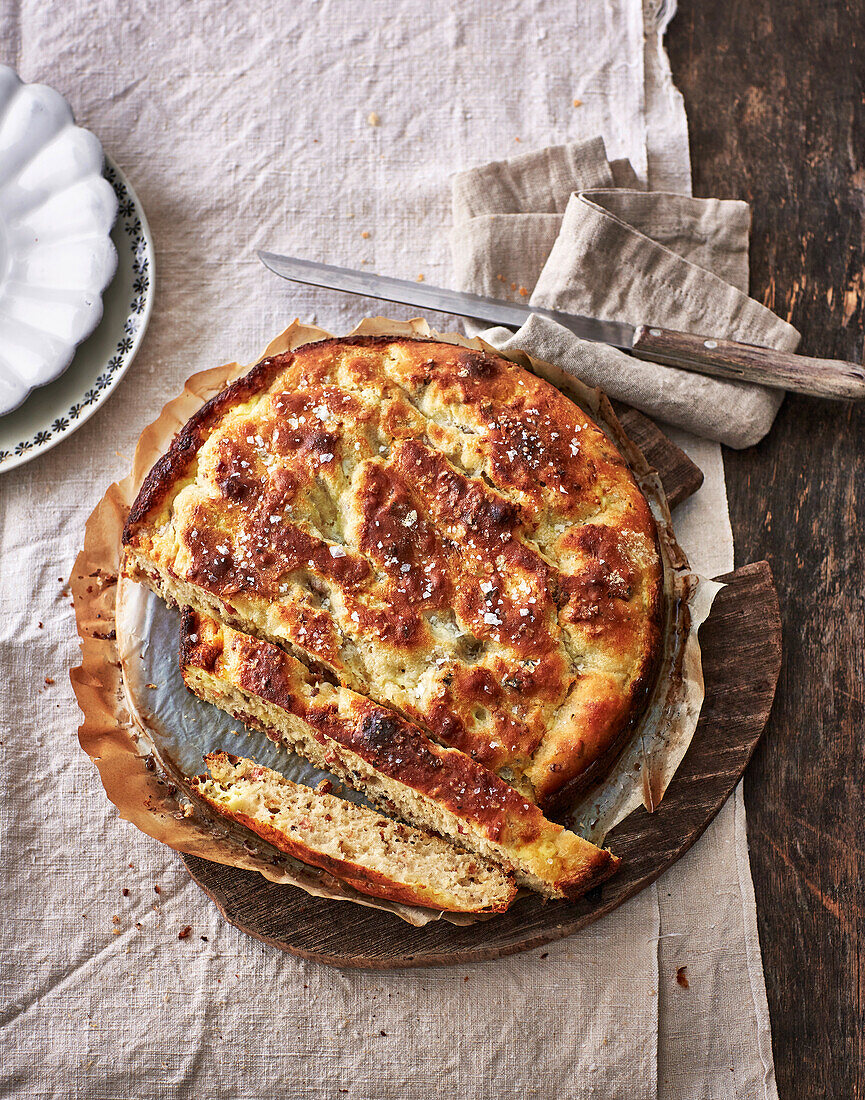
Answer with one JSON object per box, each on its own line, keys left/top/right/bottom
{"left": 258, "top": 251, "right": 634, "bottom": 348}
{"left": 258, "top": 250, "right": 865, "bottom": 401}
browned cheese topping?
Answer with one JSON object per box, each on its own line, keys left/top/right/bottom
{"left": 124, "top": 337, "right": 663, "bottom": 809}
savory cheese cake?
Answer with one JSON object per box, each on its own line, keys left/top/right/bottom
{"left": 124, "top": 335, "right": 663, "bottom": 815}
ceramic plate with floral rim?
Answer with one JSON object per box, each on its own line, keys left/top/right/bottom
{"left": 0, "top": 156, "right": 154, "bottom": 473}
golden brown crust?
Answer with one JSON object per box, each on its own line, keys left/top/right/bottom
{"left": 126, "top": 335, "right": 663, "bottom": 808}
{"left": 181, "top": 610, "right": 619, "bottom": 901}
{"left": 125, "top": 351, "right": 294, "bottom": 536}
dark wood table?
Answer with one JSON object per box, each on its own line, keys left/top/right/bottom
{"left": 668, "top": 5, "right": 864, "bottom": 1097}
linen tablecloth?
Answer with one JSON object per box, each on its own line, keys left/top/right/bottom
{"left": 0, "top": 2, "right": 777, "bottom": 1096}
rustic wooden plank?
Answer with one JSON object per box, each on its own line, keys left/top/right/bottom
{"left": 611, "top": 401, "right": 704, "bottom": 507}
{"left": 183, "top": 561, "right": 780, "bottom": 967}
{"left": 667, "top": 4, "right": 865, "bottom": 1097}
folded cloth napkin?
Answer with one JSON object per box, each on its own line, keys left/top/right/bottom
{"left": 451, "top": 139, "right": 800, "bottom": 449}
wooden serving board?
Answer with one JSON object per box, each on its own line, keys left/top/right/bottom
{"left": 182, "top": 421, "right": 780, "bottom": 968}
{"left": 610, "top": 402, "right": 704, "bottom": 508}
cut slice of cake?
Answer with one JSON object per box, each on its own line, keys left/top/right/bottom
{"left": 180, "top": 609, "right": 619, "bottom": 901}
{"left": 191, "top": 752, "right": 517, "bottom": 914}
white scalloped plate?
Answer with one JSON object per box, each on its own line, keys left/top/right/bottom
{"left": 0, "top": 66, "right": 119, "bottom": 414}
{"left": 0, "top": 157, "right": 154, "bottom": 473}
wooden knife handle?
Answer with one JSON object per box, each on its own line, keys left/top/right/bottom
{"left": 631, "top": 325, "right": 865, "bottom": 401}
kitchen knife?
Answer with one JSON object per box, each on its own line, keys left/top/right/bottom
{"left": 258, "top": 251, "right": 865, "bottom": 401}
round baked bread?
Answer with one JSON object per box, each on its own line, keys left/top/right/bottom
{"left": 123, "top": 336, "right": 664, "bottom": 812}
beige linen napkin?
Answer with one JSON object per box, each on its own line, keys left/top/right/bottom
{"left": 451, "top": 140, "right": 799, "bottom": 448}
